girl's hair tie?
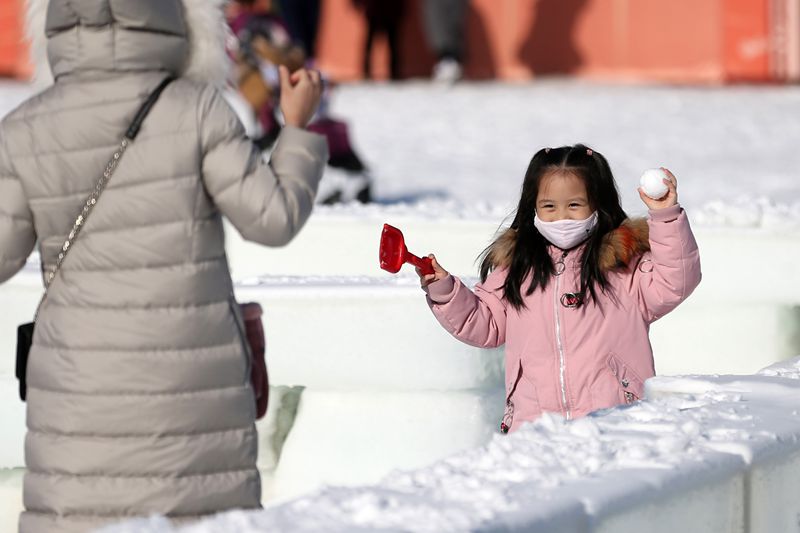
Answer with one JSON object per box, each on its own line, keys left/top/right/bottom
{"left": 586, "top": 149, "right": 593, "bottom": 156}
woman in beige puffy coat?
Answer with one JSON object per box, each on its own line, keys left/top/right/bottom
{"left": 0, "top": 0, "right": 328, "bottom": 531}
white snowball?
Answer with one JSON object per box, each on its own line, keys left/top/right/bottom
{"left": 640, "top": 168, "right": 670, "bottom": 199}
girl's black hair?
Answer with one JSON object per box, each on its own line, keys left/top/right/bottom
{"left": 479, "top": 144, "right": 628, "bottom": 310}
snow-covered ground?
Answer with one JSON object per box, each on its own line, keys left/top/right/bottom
{"left": 2, "top": 79, "right": 800, "bottom": 532}
{"left": 334, "top": 81, "right": 800, "bottom": 221}
{"left": 4, "top": 79, "right": 800, "bottom": 225}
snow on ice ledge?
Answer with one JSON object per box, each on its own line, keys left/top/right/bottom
{"left": 100, "top": 357, "right": 800, "bottom": 533}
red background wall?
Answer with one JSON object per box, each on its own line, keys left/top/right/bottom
{"left": 316, "top": 0, "right": 779, "bottom": 83}
{"left": 0, "top": 0, "right": 29, "bottom": 78}
{"left": 0, "top": 0, "right": 786, "bottom": 83}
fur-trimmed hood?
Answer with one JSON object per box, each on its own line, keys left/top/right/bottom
{"left": 26, "top": 0, "right": 230, "bottom": 89}
{"left": 485, "top": 218, "right": 650, "bottom": 272}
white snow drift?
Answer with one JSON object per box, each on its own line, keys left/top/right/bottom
{"left": 99, "top": 357, "right": 800, "bottom": 533}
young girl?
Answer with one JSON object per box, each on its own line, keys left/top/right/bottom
{"left": 418, "top": 145, "right": 701, "bottom": 433}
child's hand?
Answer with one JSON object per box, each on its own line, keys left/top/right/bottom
{"left": 417, "top": 254, "right": 449, "bottom": 288}
{"left": 638, "top": 168, "right": 678, "bottom": 210}
{"left": 279, "top": 65, "right": 323, "bottom": 128}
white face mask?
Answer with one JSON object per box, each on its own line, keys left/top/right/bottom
{"left": 534, "top": 211, "right": 598, "bottom": 250}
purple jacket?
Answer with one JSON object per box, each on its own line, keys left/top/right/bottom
{"left": 425, "top": 205, "right": 701, "bottom": 432}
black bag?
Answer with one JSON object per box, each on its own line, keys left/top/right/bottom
{"left": 16, "top": 323, "right": 34, "bottom": 401}
{"left": 14, "top": 76, "right": 174, "bottom": 402}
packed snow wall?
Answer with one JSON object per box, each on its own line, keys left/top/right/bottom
{"left": 102, "top": 356, "right": 800, "bottom": 533}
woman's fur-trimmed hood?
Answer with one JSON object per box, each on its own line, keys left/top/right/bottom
{"left": 486, "top": 218, "right": 650, "bottom": 272}
{"left": 25, "top": 0, "right": 231, "bottom": 89}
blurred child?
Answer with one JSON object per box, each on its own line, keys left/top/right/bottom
{"left": 417, "top": 145, "right": 701, "bottom": 433}
{"left": 229, "top": 0, "right": 373, "bottom": 203}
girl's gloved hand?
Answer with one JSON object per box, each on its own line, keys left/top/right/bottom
{"left": 417, "top": 254, "right": 449, "bottom": 288}
{"left": 279, "top": 65, "right": 323, "bottom": 128}
{"left": 638, "top": 167, "right": 678, "bottom": 210}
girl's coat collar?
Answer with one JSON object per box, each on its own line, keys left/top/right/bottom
{"left": 487, "top": 218, "right": 650, "bottom": 272}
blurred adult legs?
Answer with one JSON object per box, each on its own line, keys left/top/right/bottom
{"left": 363, "top": 17, "right": 402, "bottom": 79}
{"left": 359, "top": 1, "right": 405, "bottom": 80}
{"left": 277, "top": 0, "right": 321, "bottom": 58}
{"left": 423, "top": 0, "right": 467, "bottom": 81}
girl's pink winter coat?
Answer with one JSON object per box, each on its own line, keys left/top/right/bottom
{"left": 425, "top": 205, "right": 701, "bottom": 432}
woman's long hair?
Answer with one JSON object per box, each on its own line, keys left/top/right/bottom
{"left": 479, "top": 144, "right": 628, "bottom": 310}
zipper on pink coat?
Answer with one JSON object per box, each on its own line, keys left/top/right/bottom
{"left": 554, "top": 251, "right": 572, "bottom": 420}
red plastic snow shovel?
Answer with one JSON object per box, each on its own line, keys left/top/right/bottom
{"left": 379, "top": 224, "right": 435, "bottom": 275}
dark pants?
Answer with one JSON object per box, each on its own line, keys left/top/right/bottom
{"left": 277, "top": 0, "right": 321, "bottom": 58}
{"left": 364, "top": 15, "right": 402, "bottom": 79}
{"left": 423, "top": 0, "right": 467, "bottom": 61}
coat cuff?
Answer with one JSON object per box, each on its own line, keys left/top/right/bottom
{"left": 426, "top": 275, "right": 457, "bottom": 303}
{"left": 277, "top": 125, "right": 330, "bottom": 161}
{"left": 648, "top": 204, "right": 682, "bottom": 223}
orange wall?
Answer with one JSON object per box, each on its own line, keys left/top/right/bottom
{"left": 723, "top": 0, "right": 771, "bottom": 81}
{"left": 0, "top": 0, "right": 29, "bottom": 78}
{"left": 0, "top": 0, "right": 782, "bottom": 83}
{"left": 317, "top": 0, "right": 778, "bottom": 83}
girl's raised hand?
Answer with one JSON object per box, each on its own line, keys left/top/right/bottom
{"left": 417, "top": 254, "right": 449, "bottom": 288}
{"left": 638, "top": 168, "right": 678, "bottom": 210}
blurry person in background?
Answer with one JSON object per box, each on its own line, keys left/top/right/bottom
{"left": 352, "top": 0, "right": 406, "bottom": 81}
{"left": 423, "top": 0, "right": 467, "bottom": 83}
{"left": 228, "top": 0, "right": 306, "bottom": 148}
{"left": 277, "top": 0, "right": 322, "bottom": 60}
{"left": 229, "top": 0, "right": 374, "bottom": 203}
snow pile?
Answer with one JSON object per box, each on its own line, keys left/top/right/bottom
{"left": 757, "top": 357, "right": 800, "bottom": 380}
{"left": 100, "top": 357, "right": 800, "bottom": 533}
{"left": 693, "top": 196, "right": 800, "bottom": 229}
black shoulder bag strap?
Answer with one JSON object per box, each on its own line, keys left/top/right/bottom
{"left": 15, "top": 76, "right": 174, "bottom": 401}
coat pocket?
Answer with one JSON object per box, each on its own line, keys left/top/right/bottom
{"left": 501, "top": 360, "right": 543, "bottom": 433}
{"left": 606, "top": 353, "right": 645, "bottom": 405}
{"left": 501, "top": 362, "right": 523, "bottom": 433}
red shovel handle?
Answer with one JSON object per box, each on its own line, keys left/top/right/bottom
{"left": 406, "top": 253, "right": 435, "bottom": 276}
